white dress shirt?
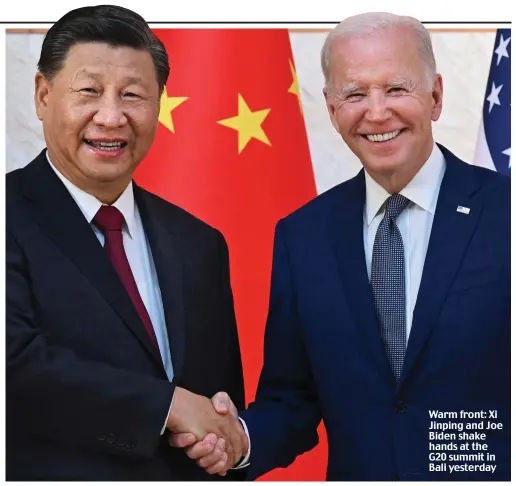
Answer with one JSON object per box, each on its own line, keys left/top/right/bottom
{"left": 363, "top": 142, "right": 446, "bottom": 340}
{"left": 46, "top": 154, "right": 174, "bottom": 381}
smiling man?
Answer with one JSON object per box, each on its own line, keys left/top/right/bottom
{"left": 174, "top": 11, "right": 510, "bottom": 481}
{"left": 6, "top": 5, "right": 248, "bottom": 480}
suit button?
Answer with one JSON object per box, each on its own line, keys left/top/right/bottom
{"left": 395, "top": 400, "right": 407, "bottom": 413}
{"left": 96, "top": 435, "right": 105, "bottom": 441}
{"left": 106, "top": 433, "right": 115, "bottom": 444}
{"left": 126, "top": 442, "right": 135, "bottom": 449}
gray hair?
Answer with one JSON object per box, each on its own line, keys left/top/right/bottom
{"left": 321, "top": 12, "right": 437, "bottom": 93}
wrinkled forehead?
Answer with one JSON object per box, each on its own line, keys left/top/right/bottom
{"left": 328, "top": 30, "right": 425, "bottom": 87}
{"left": 58, "top": 42, "right": 157, "bottom": 85}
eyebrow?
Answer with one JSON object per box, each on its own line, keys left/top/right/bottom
{"left": 341, "top": 82, "right": 361, "bottom": 95}
{"left": 338, "top": 78, "right": 414, "bottom": 96}
{"left": 73, "top": 70, "right": 145, "bottom": 86}
{"left": 388, "top": 78, "right": 412, "bottom": 88}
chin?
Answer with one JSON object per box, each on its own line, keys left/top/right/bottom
{"left": 86, "top": 167, "right": 130, "bottom": 184}
{"left": 363, "top": 158, "right": 404, "bottom": 175}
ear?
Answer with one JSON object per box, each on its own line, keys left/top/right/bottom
{"left": 430, "top": 73, "right": 443, "bottom": 122}
{"left": 34, "top": 72, "right": 51, "bottom": 121}
{"left": 323, "top": 86, "right": 340, "bottom": 133}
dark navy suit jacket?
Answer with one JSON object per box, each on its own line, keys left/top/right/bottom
{"left": 6, "top": 150, "right": 245, "bottom": 480}
{"left": 240, "top": 145, "right": 510, "bottom": 481}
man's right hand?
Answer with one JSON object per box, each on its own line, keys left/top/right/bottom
{"left": 166, "top": 387, "right": 246, "bottom": 467}
{"left": 168, "top": 391, "right": 248, "bottom": 475}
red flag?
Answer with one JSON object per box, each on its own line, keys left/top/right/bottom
{"left": 134, "top": 28, "right": 325, "bottom": 480}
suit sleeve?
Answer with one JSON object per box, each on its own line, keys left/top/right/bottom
{"left": 214, "top": 230, "right": 246, "bottom": 410}
{"left": 6, "top": 230, "right": 175, "bottom": 458}
{"left": 239, "top": 219, "right": 322, "bottom": 479}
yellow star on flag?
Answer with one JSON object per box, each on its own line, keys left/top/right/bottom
{"left": 159, "top": 87, "right": 188, "bottom": 134}
{"left": 217, "top": 94, "right": 271, "bottom": 154}
{"left": 288, "top": 59, "right": 302, "bottom": 113}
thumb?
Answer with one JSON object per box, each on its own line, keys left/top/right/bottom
{"left": 168, "top": 432, "right": 197, "bottom": 448}
{"left": 211, "top": 391, "right": 231, "bottom": 414}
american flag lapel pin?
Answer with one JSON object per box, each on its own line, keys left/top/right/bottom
{"left": 456, "top": 206, "right": 470, "bottom": 215}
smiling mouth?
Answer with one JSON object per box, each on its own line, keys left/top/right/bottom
{"left": 361, "top": 129, "right": 403, "bottom": 142}
{"left": 84, "top": 139, "right": 127, "bottom": 151}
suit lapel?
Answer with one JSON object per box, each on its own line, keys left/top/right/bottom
{"left": 400, "top": 146, "right": 483, "bottom": 386}
{"left": 327, "top": 171, "right": 396, "bottom": 386}
{"left": 134, "top": 187, "right": 186, "bottom": 381}
{"left": 20, "top": 152, "right": 164, "bottom": 367}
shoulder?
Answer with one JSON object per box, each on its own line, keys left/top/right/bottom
{"left": 6, "top": 149, "right": 48, "bottom": 206}
{"left": 440, "top": 143, "right": 510, "bottom": 204}
{"left": 470, "top": 164, "right": 510, "bottom": 201}
{"left": 6, "top": 164, "right": 34, "bottom": 233}
{"left": 135, "top": 185, "right": 225, "bottom": 243}
{"left": 279, "top": 172, "right": 362, "bottom": 229}
{"left": 6, "top": 166, "right": 26, "bottom": 203}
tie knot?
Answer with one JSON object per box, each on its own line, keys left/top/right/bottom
{"left": 94, "top": 205, "right": 124, "bottom": 233}
{"left": 384, "top": 194, "right": 410, "bottom": 221}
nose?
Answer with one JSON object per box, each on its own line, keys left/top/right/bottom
{"left": 364, "top": 90, "right": 391, "bottom": 123}
{"left": 92, "top": 93, "right": 128, "bottom": 129}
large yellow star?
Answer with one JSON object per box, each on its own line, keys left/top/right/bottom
{"left": 288, "top": 59, "right": 302, "bottom": 113}
{"left": 217, "top": 94, "right": 271, "bottom": 154}
{"left": 159, "top": 87, "right": 188, "bottom": 134}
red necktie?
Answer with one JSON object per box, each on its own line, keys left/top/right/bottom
{"left": 93, "top": 205, "right": 160, "bottom": 354}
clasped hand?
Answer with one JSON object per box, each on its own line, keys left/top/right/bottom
{"left": 166, "top": 387, "right": 247, "bottom": 475}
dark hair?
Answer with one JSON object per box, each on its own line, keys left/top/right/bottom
{"left": 37, "top": 5, "right": 169, "bottom": 91}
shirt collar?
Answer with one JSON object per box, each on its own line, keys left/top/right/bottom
{"left": 364, "top": 142, "right": 446, "bottom": 226}
{"left": 45, "top": 151, "right": 136, "bottom": 238}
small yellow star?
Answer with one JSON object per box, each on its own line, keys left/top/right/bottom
{"left": 159, "top": 87, "right": 188, "bottom": 133}
{"left": 217, "top": 94, "right": 271, "bottom": 154}
{"left": 288, "top": 59, "right": 302, "bottom": 113}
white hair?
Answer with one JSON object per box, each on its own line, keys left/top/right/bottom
{"left": 321, "top": 12, "right": 437, "bottom": 93}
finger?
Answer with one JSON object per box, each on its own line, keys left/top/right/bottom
{"left": 211, "top": 391, "right": 231, "bottom": 414}
{"left": 219, "top": 451, "right": 238, "bottom": 476}
{"left": 224, "top": 435, "right": 235, "bottom": 466}
{"left": 235, "top": 418, "right": 248, "bottom": 448}
{"left": 206, "top": 452, "right": 228, "bottom": 475}
{"left": 168, "top": 432, "right": 197, "bottom": 448}
{"left": 185, "top": 434, "right": 218, "bottom": 460}
{"left": 197, "top": 438, "right": 225, "bottom": 469}
{"left": 228, "top": 399, "right": 239, "bottom": 420}
{"left": 226, "top": 439, "right": 240, "bottom": 466}
{"left": 231, "top": 420, "right": 244, "bottom": 452}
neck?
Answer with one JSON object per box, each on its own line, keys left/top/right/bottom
{"left": 367, "top": 166, "right": 420, "bottom": 194}
{"left": 86, "top": 184, "right": 127, "bottom": 205}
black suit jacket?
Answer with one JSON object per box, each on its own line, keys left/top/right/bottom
{"left": 6, "top": 150, "right": 245, "bottom": 480}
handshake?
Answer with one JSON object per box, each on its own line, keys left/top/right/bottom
{"left": 166, "top": 387, "right": 248, "bottom": 476}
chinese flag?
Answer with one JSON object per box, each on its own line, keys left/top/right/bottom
{"left": 134, "top": 29, "right": 326, "bottom": 481}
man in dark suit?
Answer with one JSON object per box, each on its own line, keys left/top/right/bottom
{"left": 6, "top": 5, "right": 248, "bottom": 480}
{"left": 176, "top": 11, "right": 510, "bottom": 480}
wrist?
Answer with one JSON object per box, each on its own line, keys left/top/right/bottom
{"left": 166, "top": 385, "right": 184, "bottom": 430}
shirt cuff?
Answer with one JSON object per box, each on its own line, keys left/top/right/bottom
{"left": 161, "top": 391, "right": 174, "bottom": 435}
{"left": 232, "top": 417, "right": 251, "bottom": 469}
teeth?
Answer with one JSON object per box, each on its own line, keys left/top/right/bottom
{"left": 366, "top": 130, "right": 400, "bottom": 142}
{"left": 87, "top": 140, "right": 125, "bottom": 150}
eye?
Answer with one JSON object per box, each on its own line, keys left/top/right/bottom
{"left": 80, "top": 87, "right": 98, "bottom": 94}
{"left": 347, "top": 93, "right": 365, "bottom": 101}
{"left": 122, "top": 91, "right": 140, "bottom": 99}
{"left": 388, "top": 87, "right": 406, "bottom": 95}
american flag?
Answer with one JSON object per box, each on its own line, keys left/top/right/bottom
{"left": 473, "top": 29, "right": 511, "bottom": 177}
